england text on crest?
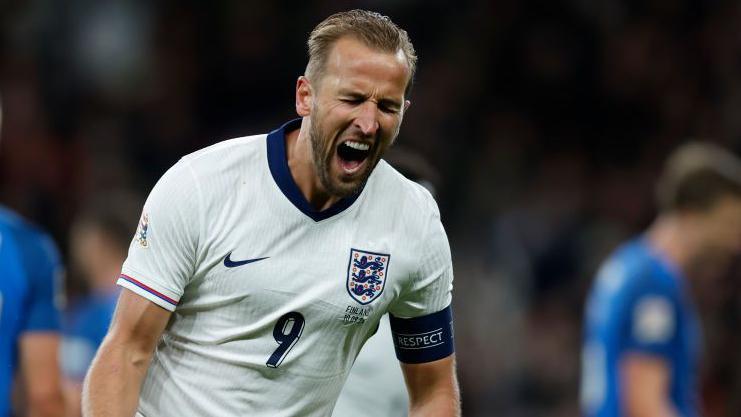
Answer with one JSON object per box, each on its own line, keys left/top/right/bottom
{"left": 346, "top": 248, "right": 390, "bottom": 305}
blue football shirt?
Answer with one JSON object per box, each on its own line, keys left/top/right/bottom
{"left": 581, "top": 238, "right": 701, "bottom": 417}
{"left": 60, "top": 289, "right": 119, "bottom": 381}
{"left": 0, "top": 206, "right": 62, "bottom": 417}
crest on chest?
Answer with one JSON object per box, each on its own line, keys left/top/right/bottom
{"left": 346, "top": 248, "right": 390, "bottom": 305}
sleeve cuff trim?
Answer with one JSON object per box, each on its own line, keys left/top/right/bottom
{"left": 117, "top": 274, "right": 179, "bottom": 310}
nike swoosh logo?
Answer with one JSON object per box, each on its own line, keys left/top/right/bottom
{"left": 223, "top": 251, "right": 269, "bottom": 268}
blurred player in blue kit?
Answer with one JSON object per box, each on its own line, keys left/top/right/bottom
{"left": 0, "top": 97, "right": 65, "bottom": 417}
{"left": 581, "top": 143, "right": 741, "bottom": 417}
{"left": 60, "top": 195, "right": 139, "bottom": 417}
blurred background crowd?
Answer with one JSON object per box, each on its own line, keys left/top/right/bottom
{"left": 1, "top": 0, "right": 740, "bottom": 416}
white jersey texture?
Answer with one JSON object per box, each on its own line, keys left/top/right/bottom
{"left": 332, "top": 314, "right": 409, "bottom": 417}
{"left": 117, "top": 120, "right": 453, "bottom": 417}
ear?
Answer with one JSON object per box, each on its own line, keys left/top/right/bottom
{"left": 404, "top": 99, "right": 411, "bottom": 112}
{"left": 296, "top": 76, "right": 313, "bottom": 117}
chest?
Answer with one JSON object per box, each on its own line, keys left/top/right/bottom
{"left": 178, "top": 206, "right": 417, "bottom": 333}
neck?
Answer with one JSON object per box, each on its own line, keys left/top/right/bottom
{"left": 285, "top": 119, "right": 342, "bottom": 211}
{"left": 646, "top": 213, "right": 700, "bottom": 276}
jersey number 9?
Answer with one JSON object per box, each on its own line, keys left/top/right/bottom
{"left": 266, "top": 312, "right": 305, "bottom": 368}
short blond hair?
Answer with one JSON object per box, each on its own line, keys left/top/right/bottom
{"left": 656, "top": 142, "right": 741, "bottom": 212}
{"left": 305, "top": 10, "right": 417, "bottom": 95}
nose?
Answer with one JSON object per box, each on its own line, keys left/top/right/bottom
{"left": 354, "top": 102, "right": 380, "bottom": 138}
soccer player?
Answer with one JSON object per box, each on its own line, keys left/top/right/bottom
{"left": 83, "top": 10, "right": 459, "bottom": 417}
{"left": 581, "top": 142, "right": 741, "bottom": 417}
{"left": 0, "top": 97, "right": 65, "bottom": 417}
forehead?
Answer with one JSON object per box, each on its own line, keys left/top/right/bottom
{"left": 321, "top": 36, "right": 410, "bottom": 97}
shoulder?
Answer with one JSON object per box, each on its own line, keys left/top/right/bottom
{"left": 180, "top": 133, "right": 267, "bottom": 176}
{"left": 588, "top": 240, "right": 672, "bottom": 332}
{"left": 364, "top": 161, "right": 449, "bottom": 264}
{"left": 0, "top": 205, "right": 34, "bottom": 239}
{"left": 0, "top": 206, "right": 60, "bottom": 266}
{"left": 145, "top": 133, "right": 269, "bottom": 207}
{"left": 594, "top": 240, "right": 678, "bottom": 308}
{"left": 368, "top": 160, "right": 441, "bottom": 219}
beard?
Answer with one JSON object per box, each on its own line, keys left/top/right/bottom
{"left": 309, "top": 112, "right": 381, "bottom": 199}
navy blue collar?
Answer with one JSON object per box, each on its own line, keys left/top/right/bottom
{"left": 266, "top": 119, "right": 362, "bottom": 221}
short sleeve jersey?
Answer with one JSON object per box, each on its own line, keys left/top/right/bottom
{"left": 118, "top": 120, "right": 454, "bottom": 417}
{"left": 581, "top": 238, "right": 701, "bottom": 417}
{"left": 0, "top": 206, "right": 62, "bottom": 417}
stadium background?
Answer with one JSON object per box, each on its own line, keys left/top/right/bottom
{"left": 1, "top": 0, "right": 740, "bottom": 416}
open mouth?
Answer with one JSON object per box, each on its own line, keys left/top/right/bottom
{"left": 336, "top": 140, "right": 372, "bottom": 174}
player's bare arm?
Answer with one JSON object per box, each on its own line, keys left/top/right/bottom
{"left": 19, "top": 333, "right": 64, "bottom": 417}
{"left": 402, "top": 355, "right": 460, "bottom": 417}
{"left": 621, "top": 354, "right": 678, "bottom": 417}
{"left": 82, "top": 290, "right": 171, "bottom": 417}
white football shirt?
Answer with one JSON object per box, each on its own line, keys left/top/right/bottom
{"left": 117, "top": 119, "right": 453, "bottom": 417}
{"left": 332, "top": 314, "right": 409, "bottom": 417}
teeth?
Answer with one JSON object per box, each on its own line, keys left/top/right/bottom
{"left": 344, "top": 141, "right": 370, "bottom": 151}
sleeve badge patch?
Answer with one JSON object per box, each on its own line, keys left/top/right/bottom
{"left": 633, "top": 296, "right": 674, "bottom": 343}
{"left": 346, "top": 248, "right": 390, "bottom": 305}
{"left": 136, "top": 213, "right": 150, "bottom": 248}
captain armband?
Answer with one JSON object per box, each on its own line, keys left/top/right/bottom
{"left": 389, "top": 305, "right": 454, "bottom": 364}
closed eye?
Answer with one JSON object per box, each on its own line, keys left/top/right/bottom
{"left": 379, "top": 103, "right": 401, "bottom": 114}
{"left": 339, "top": 96, "right": 401, "bottom": 113}
{"left": 378, "top": 100, "right": 401, "bottom": 114}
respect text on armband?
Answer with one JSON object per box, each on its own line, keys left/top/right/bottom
{"left": 389, "top": 306, "right": 455, "bottom": 363}
{"left": 396, "top": 329, "right": 445, "bottom": 349}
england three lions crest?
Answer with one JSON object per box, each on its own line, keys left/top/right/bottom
{"left": 347, "top": 249, "right": 390, "bottom": 305}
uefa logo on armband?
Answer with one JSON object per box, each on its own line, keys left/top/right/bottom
{"left": 346, "top": 248, "right": 390, "bottom": 305}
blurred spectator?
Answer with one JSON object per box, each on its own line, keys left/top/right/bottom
{"left": 59, "top": 192, "right": 141, "bottom": 417}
